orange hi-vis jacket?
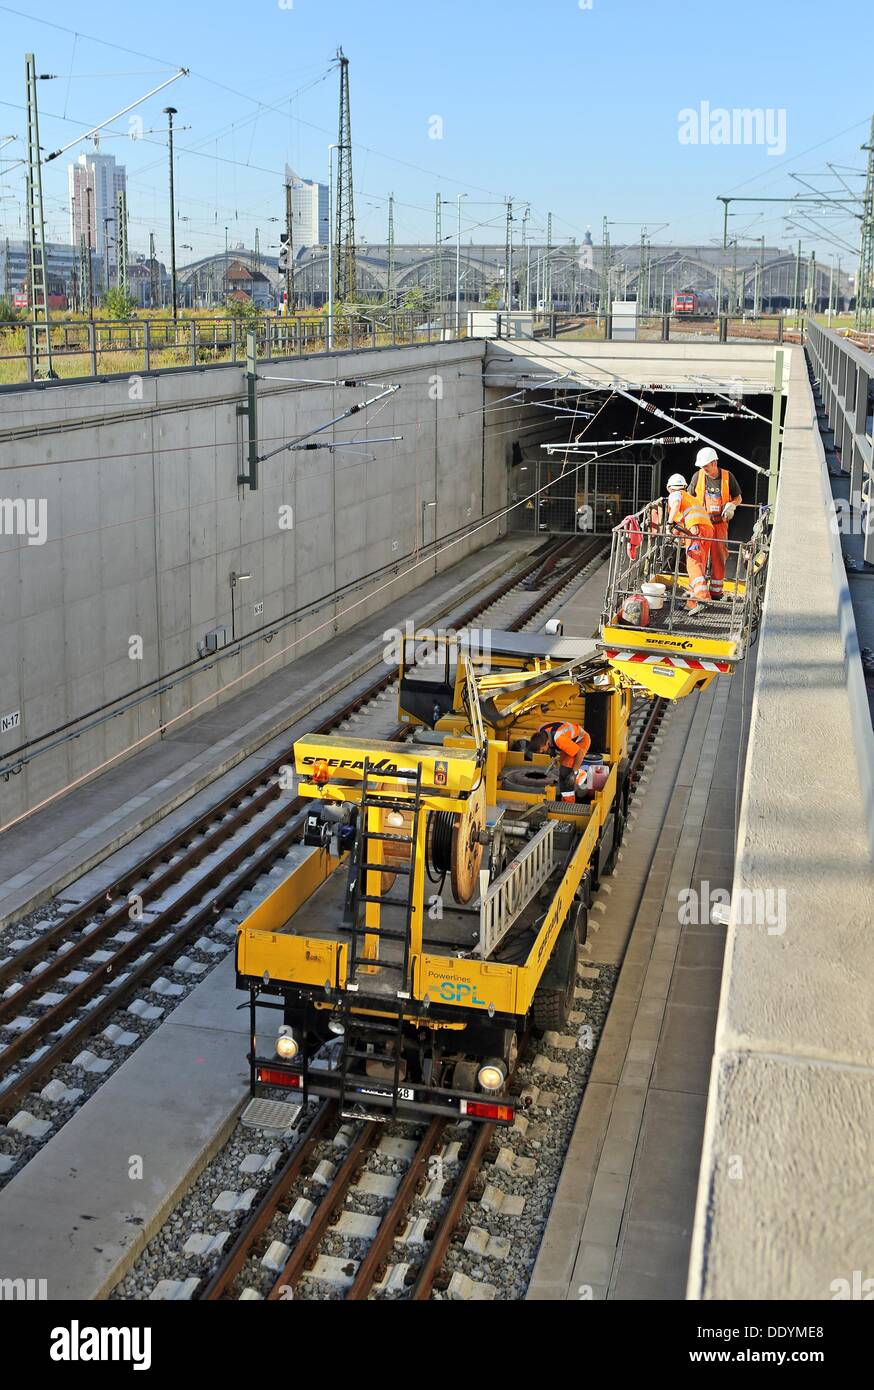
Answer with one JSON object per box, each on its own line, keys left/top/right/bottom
{"left": 691, "top": 468, "right": 739, "bottom": 522}
{"left": 539, "top": 720, "right": 591, "bottom": 768}
{"left": 669, "top": 490, "right": 713, "bottom": 538}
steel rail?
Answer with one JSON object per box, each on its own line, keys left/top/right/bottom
{"left": 345, "top": 1116, "right": 446, "bottom": 1300}
{"left": 199, "top": 1103, "right": 335, "bottom": 1300}
{"left": 265, "top": 1122, "right": 381, "bottom": 1299}
{"left": 409, "top": 1120, "right": 496, "bottom": 1299}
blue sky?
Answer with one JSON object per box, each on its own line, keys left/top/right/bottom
{"left": 0, "top": 0, "right": 870, "bottom": 267}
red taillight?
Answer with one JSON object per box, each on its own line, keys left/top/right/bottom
{"left": 460, "top": 1099, "right": 514, "bottom": 1122}
{"left": 256, "top": 1067, "right": 301, "bottom": 1088}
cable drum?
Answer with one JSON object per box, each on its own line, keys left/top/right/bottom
{"left": 426, "top": 782, "right": 486, "bottom": 904}
{"left": 427, "top": 809, "right": 455, "bottom": 875}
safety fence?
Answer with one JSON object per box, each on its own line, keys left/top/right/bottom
{"left": 510, "top": 456, "right": 656, "bottom": 535}
{"left": 600, "top": 499, "right": 770, "bottom": 647}
{"left": 500, "top": 311, "right": 794, "bottom": 346}
{"left": 806, "top": 319, "right": 874, "bottom": 565}
{"left": 0, "top": 312, "right": 455, "bottom": 387}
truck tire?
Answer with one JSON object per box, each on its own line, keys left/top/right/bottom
{"left": 531, "top": 928, "right": 578, "bottom": 1032}
{"left": 574, "top": 897, "right": 589, "bottom": 946}
{"left": 603, "top": 776, "right": 630, "bottom": 876}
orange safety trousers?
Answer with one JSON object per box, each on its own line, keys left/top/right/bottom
{"left": 709, "top": 520, "right": 728, "bottom": 596}
{"left": 685, "top": 521, "right": 715, "bottom": 604}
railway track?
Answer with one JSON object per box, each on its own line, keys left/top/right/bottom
{"left": 0, "top": 536, "right": 607, "bottom": 1180}
{"left": 111, "top": 691, "right": 667, "bottom": 1303}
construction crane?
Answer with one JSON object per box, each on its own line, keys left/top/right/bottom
{"left": 334, "top": 48, "right": 356, "bottom": 303}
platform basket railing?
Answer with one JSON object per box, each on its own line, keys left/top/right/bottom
{"left": 600, "top": 500, "right": 770, "bottom": 653}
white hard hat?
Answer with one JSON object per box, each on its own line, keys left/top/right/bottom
{"left": 696, "top": 446, "right": 719, "bottom": 468}
{"left": 666, "top": 473, "right": 687, "bottom": 491}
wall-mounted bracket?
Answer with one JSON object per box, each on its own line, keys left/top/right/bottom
{"left": 237, "top": 329, "right": 259, "bottom": 490}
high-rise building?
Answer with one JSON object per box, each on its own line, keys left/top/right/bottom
{"left": 286, "top": 168, "right": 329, "bottom": 248}
{"left": 68, "top": 145, "right": 127, "bottom": 283}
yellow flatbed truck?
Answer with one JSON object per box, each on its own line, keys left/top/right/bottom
{"left": 236, "top": 632, "right": 632, "bottom": 1126}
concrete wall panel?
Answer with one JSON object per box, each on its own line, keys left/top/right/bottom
{"left": 0, "top": 341, "right": 494, "bottom": 821}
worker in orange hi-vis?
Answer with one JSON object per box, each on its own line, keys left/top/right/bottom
{"left": 688, "top": 446, "right": 742, "bottom": 600}
{"left": 665, "top": 474, "right": 715, "bottom": 616}
{"left": 525, "top": 720, "right": 592, "bottom": 795}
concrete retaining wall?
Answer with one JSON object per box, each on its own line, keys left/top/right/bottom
{"left": 688, "top": 342, "right": 874, "bottom": 1299}
{"left": 0, "top": 339, "right": 506, "bottom": 824}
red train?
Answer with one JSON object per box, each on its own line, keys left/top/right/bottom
{"left": 13, "top": 290, "right": 69, "bottom": 312}
{"left": 671, "top": 289, "right": 715, "bottom": 318}
{"left": 672, "top": 290, "right": 697, "bottom": 315}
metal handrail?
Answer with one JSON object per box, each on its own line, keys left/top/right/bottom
{"left": 0, "top": 308, "right": 794, "bottom": 388}
{"left": 0, "top": 311, "right": 454, "bottom": 387}
{"left": 601, "top": 498, "right": 770, "bottom": 645}
{"left": 805, "top": 319, "right": 873, "bottom": 566}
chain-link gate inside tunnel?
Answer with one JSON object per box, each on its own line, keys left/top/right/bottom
{"left": 509, "top": 457, "right": 656, "bottom": 535}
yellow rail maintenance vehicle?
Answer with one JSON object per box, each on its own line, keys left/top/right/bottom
{"left": 236, "top": 630, "right": 634, "bottom": 1127}
{"left": 235, "top": 504, "right": 768, "bottom": 1126}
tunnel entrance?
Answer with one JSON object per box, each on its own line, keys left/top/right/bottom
{"left": 508, "top": 385, "right": 782, "bottom": 539}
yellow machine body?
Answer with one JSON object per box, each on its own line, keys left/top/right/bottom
{"left": 236, "top": 632, "right": 632, "bottom": 1123}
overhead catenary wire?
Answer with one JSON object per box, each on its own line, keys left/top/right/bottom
{"left": 255, "top": 383, "right": 401, "bottom": 464}
{"left": 505, "top": 333, "right": 769, "bottom": 475}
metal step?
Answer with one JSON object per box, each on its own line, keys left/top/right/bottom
{"left": 357, "top": 895, "right": 413, "bottom": 912}
{"left": 343, "top": 1047, "right": 396, "bottom": 1064}
{"left": 340, "top": 1104, "right": 389, "bottom": 1122}
{"left": 240, "top": 1096, "right": 304, "bottom": 1134}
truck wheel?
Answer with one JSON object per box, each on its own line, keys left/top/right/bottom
{"left": 604, "top": 780, "right": 629, "bottom": 876}
{"left": 574, "top": 897, "right": 588, "bottom": 946}
{"left": 531, "top": 933, "right": 578, "bottom": 1032}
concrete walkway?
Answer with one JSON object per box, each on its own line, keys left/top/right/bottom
{"left": 0, "top": 956, "right": 248, "bottom": 1299}
{"left": 687, "top": 332, "right": 874, "bottom": 1300}
{"left": 528, "top": 654, "right": 753, "bottom": 1300}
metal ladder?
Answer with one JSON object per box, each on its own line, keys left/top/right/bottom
{"left": 336, "top": 1008, "right": 407, "bottom": 1121}
{"left": 336, "top": 760, "right": 423, "bottom": 1118}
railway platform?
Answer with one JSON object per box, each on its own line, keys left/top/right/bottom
{"left": 527, "top": 661, "right": 749, "bottom": 1299}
